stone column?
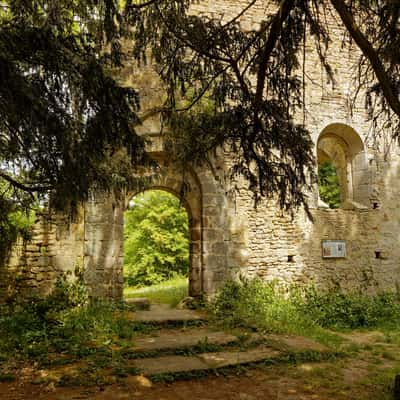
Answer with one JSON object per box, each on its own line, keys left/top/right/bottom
{"left": 84, "top": 192, "right": 124, "bottom": 300}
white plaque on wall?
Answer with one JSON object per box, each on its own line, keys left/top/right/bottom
{"left": 322, "top": 240, "right": 346, "bottom": 258}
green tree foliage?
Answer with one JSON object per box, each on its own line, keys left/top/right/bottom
{"left": 124, "top": 191, "right": 189, "bottom": 287}
{"left": 0, "top": 1, "right": 149, "bottom": 197}
{"left": 318, "top": 161, "right": 341, "bottom": 209}
{"left": 0, "top": 184, "right": 35, "bottom": 261}
{"left": 0, "top": 1, "right": 149, "bottom": 258}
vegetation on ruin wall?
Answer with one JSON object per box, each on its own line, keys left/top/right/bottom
{"left": 124, "top": 191, "right": 189, "bottom": 287}
{"left": 0, "top": 187, "right": 35, "bottom": 264}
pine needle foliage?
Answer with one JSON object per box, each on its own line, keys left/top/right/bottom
{"left": 125, "top": 0, "right": 400, "bottom": 212}
{"left": 0, "top": 1, "right": 149, "bottom": 259}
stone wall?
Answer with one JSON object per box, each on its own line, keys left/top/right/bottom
{"left": 227, "top": 183, "right": 400, "bottom": 293}
{"left": 80, "top": 153, "right": 231, "bottom": 299}
{"left": 2, "top": 0, "right": 400, "bottom": 300}
{"left": 0, "top": 211, "right": 84, "bottom": 302}
{"left": 206, "top": 0, "right": 400, "bottom": 293}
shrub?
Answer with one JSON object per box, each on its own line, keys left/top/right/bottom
{"left": 0, "top": 272, "right": 131, "bottom": 363}
{"left": 211, "top": 278, "right": 400, "bottom": 338}
{"left": 210, "top": 278, "right": 316, "bottom": 335}
{"left": 299, "top": 286, "right": 400, "bottom": 329}
{"left": 0, "top": 195, "right": 35, "bottom": 264}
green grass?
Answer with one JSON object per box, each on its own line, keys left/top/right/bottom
{"left": 2, "top": 275, "right": 400, "bottom": 396}
{"left": 0, "top": 276, "right": 188, "bottom": 369}
{"left": 209, "top": 279, "right": 400, "bottom": 349}
{"left": 123, "top": 276, "right": 188, "bottom": 307}
{"left": 0, "top": 274, "right": 139, "bottom": 369}
{"left": 209, "top": 279, "right": 342, "bottom": 348}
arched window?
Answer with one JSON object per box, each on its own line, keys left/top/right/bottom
{"left": 317, "top": 123, "right": 368, "bottom": 209}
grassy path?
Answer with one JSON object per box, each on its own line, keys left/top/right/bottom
{"left": 124, "top": 276, "right": 188, "bottom": 307}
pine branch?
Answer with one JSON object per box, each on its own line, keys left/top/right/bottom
{"left": 0, "top": 170, "right": 52, "bottom": 193}
{"left": 330, "top": 0, "right": 400, "bottom": 117}
{"left": 255, "top": 0, "right": 296, "bottom": 105}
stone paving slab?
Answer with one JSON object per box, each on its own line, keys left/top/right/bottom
{"left": 265, "top": 334, "right": 328, "bottom": 352}
{"left": 132, "top": 355, "right": 209, "bottom": 375}
{"left": 125, "top": 297, "right": 150, "bottom": 310}
{"left": 129, "top": 304, "right": 207, "bottom": 323}
{"left": 133, "top": 329, "right": 238, "bottom": 351}
{"left": 132, "top": 346, "right": 282, "bottom": 375}
{"left": 338, "top": 331, "right": 386, "bottom": 345}
{"left": 198, "top": 347, "right": 281, "bottom": 368}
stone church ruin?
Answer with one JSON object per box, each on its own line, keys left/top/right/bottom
{"left": 1, "top": 1, "right": 399, "bottom": 301}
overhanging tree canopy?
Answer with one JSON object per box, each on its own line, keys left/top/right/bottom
{"left": 126, "top": 0, "right": 400, "bottom": 211}
{"left": 0, "top": 0, "right": 399, "bottom": 241}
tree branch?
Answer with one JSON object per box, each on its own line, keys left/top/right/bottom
{"left": 155, "top": 4, "right": 231, "bottom": 64}
{"left": 0, "top": 170, "right": 52, "bottom": 193}
{"left": 255, "top": 0, "right": 295, "bottom": 105}
{"left": 330, "top": 0, "right": 400, "bottom": 117}
{"left": 125, "top": 0, "right": 162, "bottom": 12}
{"left": 222, "top": 0, "right": 258, "bottom": 28}
{"left": 135, "top": 107, "right": 166, "bottom": 126}
{"left": 135, "top": 64, "right": 231, "bottom": 121}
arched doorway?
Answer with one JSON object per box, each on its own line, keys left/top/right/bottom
{"left": 124, "top": 162, "right": 203, "bottom": 298}
{"left": 83, "top": 151, "right": 233, "bottom": 301}
{"left": 123, "top": 189, "right": 191, "bottom": 303}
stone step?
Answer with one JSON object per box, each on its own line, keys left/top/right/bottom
{"left": 124, "top": 297, "right": 151, "bottom": 310}
{"left": 126, "top": 304, "right": 207, "bottom": 325}
{"left": 131, "top": 328, "right": 240, "bottom": 352}
{"left": 265, "top": 334, "right": 328, "bottom": 353}
{"left": 127, "top": 332, "right": 329, "bottom": 377}
{"left": 131, "top": 346, "right": 281, "bottom": 376}
{"left": 120, "top": 303, "right": 330, "bottom": 379}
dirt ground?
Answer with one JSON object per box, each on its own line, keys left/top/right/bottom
{"left": 0, "top": 367, "right": 361, "bottom": 400}
{"left": 0, "top": 353, "right": 397, "bottom": 400}
{"left": 0, "top": 331, "right": 399, "bottom": 400}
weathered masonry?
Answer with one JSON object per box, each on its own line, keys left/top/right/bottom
{"left": 2, "top": 0, "right": 400, "bottom": 301}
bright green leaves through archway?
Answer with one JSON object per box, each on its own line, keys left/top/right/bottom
{"left": 123, "top": 190, "right": 190, "bottom": 287}
{"left": 318, "top": 161, "right": 341, "bottom": 209}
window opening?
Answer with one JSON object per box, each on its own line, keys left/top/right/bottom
{"left": 318, "top": 161, "right": 341, "bottom": 209}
